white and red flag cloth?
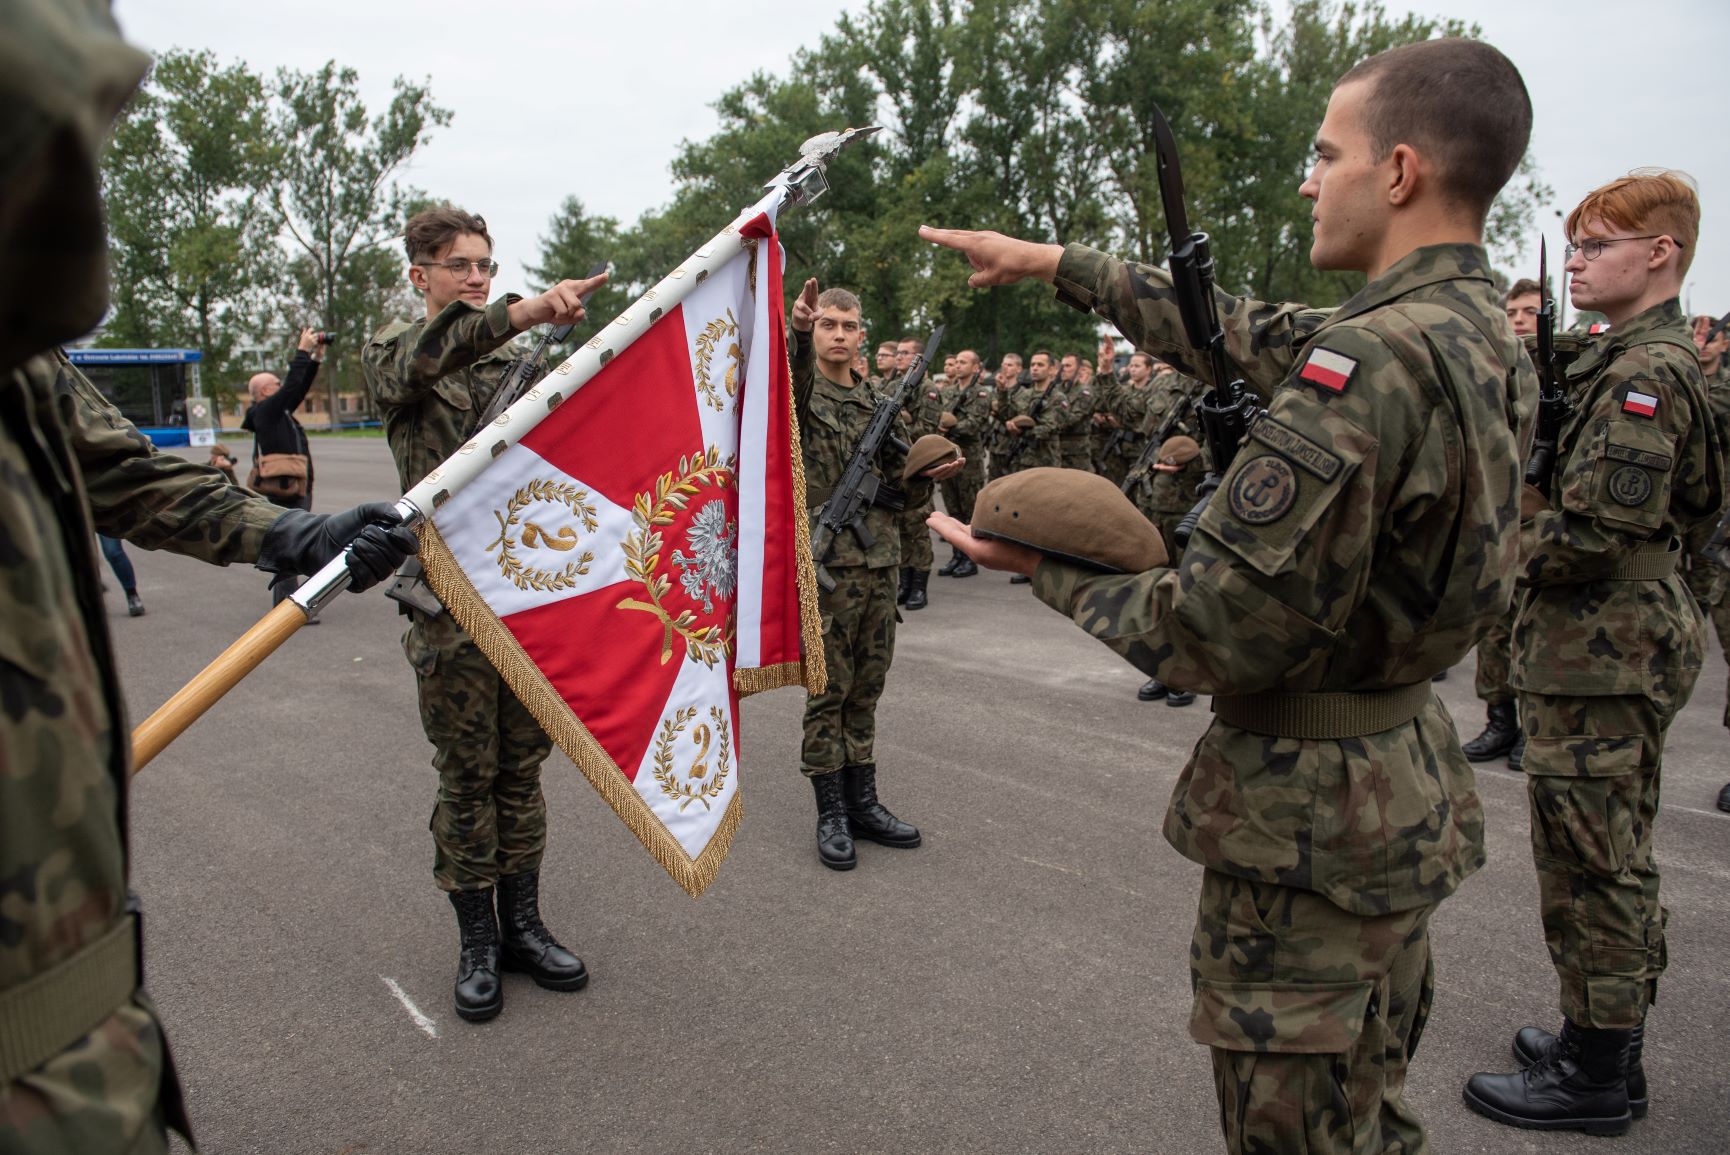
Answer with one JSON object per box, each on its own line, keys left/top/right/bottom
{"left": 416, "top": 199, "right": 823, "bottom": 897}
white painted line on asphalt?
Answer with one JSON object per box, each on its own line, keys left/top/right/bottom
{"left": 381, "top": 976, "right": 438, "bottom": 1039}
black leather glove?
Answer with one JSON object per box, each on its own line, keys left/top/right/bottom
{"left": 257, "top": 502, "right": 420, "bottom": 593}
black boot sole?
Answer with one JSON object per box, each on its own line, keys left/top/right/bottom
{"left": 819, "top": 852, "right": 858, "bottom": 871}
{"left": 1461, "top": 1086, "right": 1631, "bottom": 1136}
{"left": 501, "top": 955, "right": 590, "bottom": 992}
{"left": 849, "top": 824, "right": 922, "bottom": 849}
{"left": 1512, "top": 1039, "right": 1648, "bottom": 1119}
{"left": 454, "top": 993, "right": 503, "bottom": 1022}
{"left": 1463, "top": 744, "right": 1516, "bottom": 763}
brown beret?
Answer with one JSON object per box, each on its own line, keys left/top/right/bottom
{"left": 938, "top": 411, "right": 958, "bottom": 432}
{"left": 1157, "top": 435, "right": 1202, "bottom": 467}
{"left": 1520, "top": 483, "right": 1549, "bottom": 522}
{"left": 1010, "top": 414, "right": 1036, "bottom": 431}
{"left": 970, "top": 467, "right": 1168, "bottom": 573}
{"left": 902, "top": 434, "right": 961, "bottom": 483}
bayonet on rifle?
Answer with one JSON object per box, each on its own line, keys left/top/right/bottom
{"left": 1524, "top": 239, "right": 1569, "bottom": 492}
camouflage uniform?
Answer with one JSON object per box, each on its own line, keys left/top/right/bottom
{"left": 1055, "top": 372, "right": 1099, "bottom": 471}
{"left": 1512, "top": 299, "right": 1724, "bottom": 1029}
{"left": 937, "top": 371, "right": 995, "bottom": 519}
{"left": 1138, "top": 371, "right": 1209, "bottom": 549}
{"left": 363, "top": 298, "right": 557, "bottom": 893}
{"left": 895, "top": 374, "right": 947, "bottom": 572}
{"left": 1472, "top": 610, "right": 1516, "bottom": 708}
{"left": 2, "top": 348, "right": 285, "bottom": 1153}
{"left": 1037, "top": 242, "right": 1533, "bottom": 1153}
{"left": 1102, "top": 373, "right": 1153, "bottom": 486}
{"left": 1001, "top": 382, "right": 1064, "bottom": 472}
{"left": 1681, "top": 359, "right": 1730, "bottom": 731}
{"left": 792, "top": 331, "right": 934, "bottom": 775}
{"left": 983, "top": 380, "right": 1018, "bottom": 480}
{"left": 1089, "top": 371, "right": 1120, "bottom": 474}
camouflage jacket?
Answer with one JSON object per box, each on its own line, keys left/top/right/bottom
{"left": 1036, "top": 242, "right": 1535, "bottom": 916}
{"left": 940, "top": 372, "right": 997, "bottom": 445}
{"left": 1004, "top": 381, "right": 1064, "bottom": 463}
{"left": 1513, "top": 298, "right": 1724, "bottom": 696}
{"left": 1142, "top": 371, "right": 1210, "bottom": 513}
{"left": 904, "top": 373, "right": 948, "bottom": 437}
{"left": 2, "top": 351, "right": 279, "bottom": 1146}
{"left": 362, "top": 296, "right": 525, "bottom": 493}
{"left": 791, "top": 330, "right": 932, "bottom": 570}
{"left": 1055, "top": 375, "right": 1098, "bottom": 439}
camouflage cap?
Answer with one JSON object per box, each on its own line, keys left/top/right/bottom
{"left": 970, "top": 467, "right": 1169, "bottom": 573}
{"left": 0, "top": 0, "right": 149, "bottom": 369}
{"left": 901, "top": 433, "right": 960, "bottom": 482}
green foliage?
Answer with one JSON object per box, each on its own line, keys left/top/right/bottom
{"left": 101, "top": 49, "right": 277, "bottom": 387}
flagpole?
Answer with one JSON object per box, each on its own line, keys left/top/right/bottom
{"left": 126, "top": 127, "right": 879, "bottom": 774}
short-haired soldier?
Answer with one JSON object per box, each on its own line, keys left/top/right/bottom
{"left": 364, "top": 206, "right": 607, "bottom": 1023}
{"left": 1464, "top": 171, "right": 1724, "bottom": 1134}
{"left": 922, "top": 38, "right": 1535, "bottom": 1152}
{"left": 789, "top": 280, "right": 962, "bottom": 870}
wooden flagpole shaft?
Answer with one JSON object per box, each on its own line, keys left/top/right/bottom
{"left": 129, "top": 599, "right": 308, "bottom": 775}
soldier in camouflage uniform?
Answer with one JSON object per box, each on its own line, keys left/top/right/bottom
{"left": 935, "top": 349, "right": 994, "bottom": 578}
{"left": 894, "top": 336, "right": 942, "bottom": 611}
{"left": 789, "top": 282, "right": 962, "bottom": 870}
{"left": 1, "top": 9, "right": 416, "bottom": 1146}
{"left": 1053, "top": 353, "right": 1097, "bottom": 471}
{"left": 1466, "top": 174, "right": 1725, "bottom": 1134}
{"left": 1686, "top": 315, "right": 1730, "bottom": 812}
{"left": 1461, "top": 278, "right": 1546, "bottom": 766}
{"left": 1100, "top": 348, "right": 1155, "bottom": 484}
{"left": 363, "top": 207, "right": 606, "bottom": 1023}
{"left": 1001, "top": 351, "right": 1064, "bottom": 474}
{"left": 984, "top": 353, "right": 1023, "bottom": 480}
{"left": 925, "top": 38, "right": 1536, "bottom": 1153}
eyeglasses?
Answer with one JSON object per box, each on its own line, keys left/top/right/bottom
{"left": 1563, "top": 235, "right": 1683, "bottom": 262}
{"left": 417, "top": 258, "right": 499, "bottom": 278}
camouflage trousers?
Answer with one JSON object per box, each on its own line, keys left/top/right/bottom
{"left": 1189, "top": 870, "right": 1436, "bottom": 1155}
{"left": 801, "top": 565, "right": 896, "bottom": 775}
{"left": 404, "top": 610, "right": 553, "bottom": 891}
{"left": 896, "top": 493, "right": 935, "bottom": 571}
{"left": 1716, "top": 597, "right": 1730, "bottom": 728}
{"left": 1472, "top": 605, "right": 1515, "bottom": 706}
{"left": 938, "top": 442, "right": 985, "bottom": 522}
{"left": 1518, "top": 689, "right": 1692, "bottom": 1028}
{"left": 1058, "top": 435, "right": 1094, "bottom": 471}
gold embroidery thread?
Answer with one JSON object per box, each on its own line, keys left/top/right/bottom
{"left": 488, "top": 479, "right": 599, "bottom": 591}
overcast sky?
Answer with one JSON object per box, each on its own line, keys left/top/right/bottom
{"left": 117, "top": 0, "right": 1730, "bottom": 317}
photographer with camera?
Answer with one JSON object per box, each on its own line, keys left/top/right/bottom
{"left": 243, "top": 325, "right": 328, "bottom": 605}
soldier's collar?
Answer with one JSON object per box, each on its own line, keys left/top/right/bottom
{"left": 1325, "top": 243, "right": 1494, "bottom": 329}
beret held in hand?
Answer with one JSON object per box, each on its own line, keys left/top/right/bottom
{"left": 970, "top": 467, "right": 1168, "bottom": 573}
{"left": 901, "top": 434, "right": 961, "bottom": 483}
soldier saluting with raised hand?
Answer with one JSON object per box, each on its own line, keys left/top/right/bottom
{"left": 921, "top": 37, "right": 1535, "bottom": 1154}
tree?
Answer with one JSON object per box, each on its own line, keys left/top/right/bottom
{"left": 525, "top": 196, "right": 633, "bottom": 351}
{"left": 272, "top": 63, "right": 451, "bottom": 417}
{"left": 101, "top": 49, "right": 277, "bottom": 390}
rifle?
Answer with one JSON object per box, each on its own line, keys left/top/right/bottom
{"left": 809, "top": 323, "right": 946, "bottom": 591}
{"left": 999, "top": 380, "right": 1057, "bottom": 469}
{"left": 1148, "top": 105, "right": 1263, "bottom": 548}
{"left": 386, "top": 262, "right": 609, "bottom": 617}
{"left": 1704, "top": 310, "right": 1730, "bottom": 349}
{"left": 1121, "top": 376, "right": 1204, "bottom": 495}
{"left": 1524, "top": 239, "right": 1568, "bottom": 492}
{"left": 1702, "top": 507, "right": 1730, "bottom": 571}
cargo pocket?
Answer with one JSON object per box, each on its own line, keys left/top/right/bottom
{"left": 1191, "top": 979, "right": 1376, "bottom": 1150}
{"left": 402, "top": 625, "right": 439, "bottom": 679}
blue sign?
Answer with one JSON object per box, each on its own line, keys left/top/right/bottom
{"left": 67, "top": 348, "right": 203, "bottom": 365}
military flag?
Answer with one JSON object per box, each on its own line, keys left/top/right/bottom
{"left": 414, "top": 191, "right": 823, "bottom": 897}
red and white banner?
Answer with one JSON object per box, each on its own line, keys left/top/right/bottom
{"left": 417, "top": 202, "right": 822, "bottom": 896}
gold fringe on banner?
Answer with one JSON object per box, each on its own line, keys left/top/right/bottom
{"left": 416, "top": 524, "right": 740, "bottom": 898}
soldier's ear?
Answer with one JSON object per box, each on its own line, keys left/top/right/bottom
{"left": 408, "top": 264, "right": 427, "bottom": 294}
{"left": 1387, "top": 142, "right": 1420, "bottom": 207}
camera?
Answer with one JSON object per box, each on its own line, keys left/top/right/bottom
{"left": 314, "top": 331, "right": 336, "bottom": 345}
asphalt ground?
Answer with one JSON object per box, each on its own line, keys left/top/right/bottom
{"left": 113, "top": 436, "right": 1729, "bottom": 1154}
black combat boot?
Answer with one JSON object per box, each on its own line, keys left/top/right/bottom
{"left": 896, "top": 567, "right": 913, "bottom": 605}
{"left": 1138, "top": 678, "right": 1168, "bottom": 701}
{"left": 1009, "top": 573, "right": 1031, "bottom": 584}
{"left": 448, "top": 888, "right": 503, "bottom": 1022}
{"left": 952, "top": 553, "right": 977, "bottom": 578}
{"left": 938, "top": 548, "right": 960, "bottom": 577}
{"left": 1462, "top": 701, "right": 1520, "bottom": 762}
{"left": 1166, "top": 688, "right": 1197, "bottom": 707}
{"left": 811, "top": 771, "right": 856, "bottom": 870}
{"left": 842, "top": 764, "right": 922, "bottom": 848}
{"left": 497, "top": 871, "right": 589, "bottom": 992}
{"left": 905, "top": 570, "right": 930, "bottom": 611}
{"left": 1719, "top": 782, "right": 1730, "bottom": 813}
{"left": 1515, "top": 1019, "right": 1646, "bottom": 1118}
{"left": 1508, "top": 729, "right": 1527, "bottom": 770}
{"left": 1463, "top": 1020, "right": 1634, "bottom": 1135}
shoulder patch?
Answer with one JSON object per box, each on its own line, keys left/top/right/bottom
{"left": 1621, "top": 389, "right": 1658, "bottom": 417}
{"left": 1228, "top": 455, "right": 1298, "bottom": 524}
{"left": 1298, "top": 347, "right": 1357, "bottom": 392}
{"left": 1249, "top": 418, "right": 1342, "bottom": 482}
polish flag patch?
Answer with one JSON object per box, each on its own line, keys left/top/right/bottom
{"left": 1299, "top": 347, "right": 1357, "bottom": 392}
{"left": 1622, "top": 390, "right": 1659, "bottom": 417}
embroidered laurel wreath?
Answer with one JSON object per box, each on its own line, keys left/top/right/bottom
{"left": 651, "top": 704, "right": 733, "bottom": 811}
{"left": 694, "top": 308, "right": 742, "bottom": 413}
{"left": 488, "top": 480, "right": 599, "bottom": 591}
{"left": 619, "top": 446, "right": 738, "bottom": 666}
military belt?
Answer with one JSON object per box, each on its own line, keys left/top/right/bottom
{"left": 0, "top": 914, "right": 138, "bottom": 1083}
{"left": 1211, "top": 682, "right": 1432, "bottom": 740}
{"left": 1606, "top": 541, "right": 1681, "bottom": 582}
